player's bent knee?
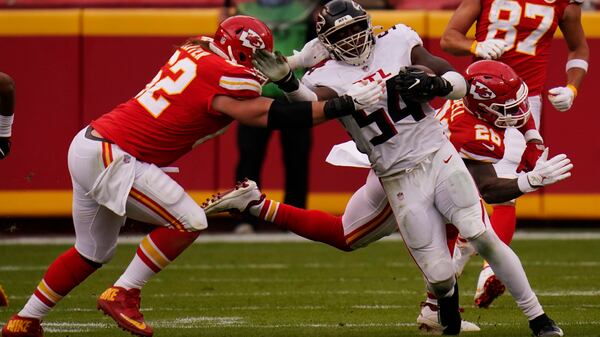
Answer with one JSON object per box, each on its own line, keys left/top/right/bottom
{"left": 180, "top": 206, "right": 208, "bottom": 231}
{"left": 428, "top": 275, "right": 456, "bottom": 299}
{"left": 424, "top": 259, "right": 455, "bottom": 297}
{"left": 75, "top": 242, "right": 116, "bottom": 264}
{"left": 451, "top": 204, "right": 486, "bottom": 240}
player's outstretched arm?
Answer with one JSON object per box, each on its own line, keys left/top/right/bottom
{"left": 212, "top": 80, "right": 383, "bottom": 129}
{"left": 440, "top": 0, "right": 481, "bottom": 56}
{"left": 0, "top": 72, "right": 15, "bottom": 159}
{"left": 548, "top": 3, "right": 589, "bottom": 112}
{"left": 465, "top": 149, "right": 573, "bottom": 204}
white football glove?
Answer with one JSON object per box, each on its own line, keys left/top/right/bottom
{"left": 518, "top": 148, "right": 573, "bottom": 193}
{"left": 547, "top": 86, "right": 576, "bottom": 112}
{"left": 473, "top": 39, "right": 508, "bottom": 60}
{"left": 344, "top": 80, "right": 385, "bottom": 111}
{"left": 252, "top": 49, "right": 291, "bottom": 83}
{"left": 286, "top": 38, "right": 330, "bottom": 70}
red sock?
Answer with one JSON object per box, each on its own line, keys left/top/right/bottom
{"left": 258, "top": 200, "right": 351, "bottom": 251}
{"left": 33, "top": 247, "right": 99, "bottom": 307}
{"left": 136, "top": 227, "right": 201, "bottom": 272}
{"left": 445, "top": 224, "right": 459, "bottom": 257}
{"left": 490, "top": 205, "right": 516, "bottom": 245}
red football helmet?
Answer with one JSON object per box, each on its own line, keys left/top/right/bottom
{"left": 210, "top": 15, "right": 274, "bottom": 69}
{"left": 463, "top": 60, "right": 531, "bottom": 128}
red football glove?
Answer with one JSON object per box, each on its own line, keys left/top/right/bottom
{"left": 517, "top": 142, "right": 545, "bottom": 173}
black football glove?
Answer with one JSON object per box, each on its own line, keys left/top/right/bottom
{"left": 0, "top": 137, "right": 10, "bottom": 159}
{"left": 389, "top": 66, "right": 453, "bottom": 103}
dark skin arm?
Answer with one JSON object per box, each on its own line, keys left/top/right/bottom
{"left": 0, "top": 72, "right": 15, "bottom": 117}
{"left": 0, "top": 72, "right": 15, "bottom": 159}
{"left": 410, "top": 45, "right": 456, "bottom": 76}
{"left": 464, "top": 159, "right": 524, "bottom": 204}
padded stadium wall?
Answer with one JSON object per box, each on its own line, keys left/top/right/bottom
{"left": 0, "top": 9, "right": 598, "bottom": 218}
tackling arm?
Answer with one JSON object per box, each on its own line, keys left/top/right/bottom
{"left": 212, "top": 95, "right": 329, "bottom": 128}
{"left": 465, "top": 160, "right": 523, "bottom": 204}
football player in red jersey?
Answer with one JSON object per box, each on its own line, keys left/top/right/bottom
{"left": 203, "top": 60, "right": 572, "bottom": 337}
{"left": 440, "top": 0, "right": 588, "bottom": 308}
{"left": 0, "top": 16, "right": 383, "bottom": 337}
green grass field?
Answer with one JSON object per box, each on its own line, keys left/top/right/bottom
{"left": 1, "top": 238, "right": 599, "bottom": 336}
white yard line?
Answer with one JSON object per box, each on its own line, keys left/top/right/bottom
{"left": 1, "top": 230, "right": 600, "bottom": 245}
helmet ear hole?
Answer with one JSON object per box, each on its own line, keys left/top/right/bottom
{"left": 238, "top": 53, "right": 247, "bottom": 63}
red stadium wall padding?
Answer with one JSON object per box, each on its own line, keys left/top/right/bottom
{"left": 0, "top": 9, "right": 599, "bottom": 218}
{"left": 0, "top": 37, "right": 81, "bottom": 190}
{"left": 0, "top": 0, "right": 225, "bottom": 8}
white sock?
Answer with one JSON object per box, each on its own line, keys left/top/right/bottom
{"left": 18, "top": 296, "right": 51, "bottom": 319}
{"left": 114, "top": 254, "right": 155, "bottom": 290}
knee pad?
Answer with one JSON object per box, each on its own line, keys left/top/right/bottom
{"left": 445, "top": 170, "right": 479, "bottom": 208}
{"left": 75, "top": 241, "right": 116, "bottom": 264}
{"left": 427, "top": 272, "right": 456, "bottom": 299}
{"left": 452, "top": 203, "right": 487, "bottom": 240}
{"left": 181, "top": 206, "right": 208, "bottom": 231}
{"left": 468, "top": 229, "right": 501, "bottom": 258}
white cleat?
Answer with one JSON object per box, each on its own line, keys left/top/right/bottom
{"left": 474, "top": 265, "right": 505, "bottom": 308}
{"left": 453, "top": 238, "right": 476, "bottom": 277}
{"left": 417, "top": 302, "right": 481, "bottom": 334}
{"left": 201, "top": 178, "right": 265, "bottom": 216}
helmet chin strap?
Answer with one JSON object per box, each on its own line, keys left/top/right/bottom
{"left": 208, "top": 41, "right": 238, "bottom": 65}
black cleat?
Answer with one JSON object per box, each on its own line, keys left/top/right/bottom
{"left": 529, "top": 314, "right": 564, "bottom": 337}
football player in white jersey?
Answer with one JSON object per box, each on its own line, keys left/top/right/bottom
{"left": 206, "top": 1, "right": 563, "bottom": 335}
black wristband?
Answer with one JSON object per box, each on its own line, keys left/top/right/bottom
{"left": 323, "top": 95, "right": 355, "bottom": 119}
{"left": 267, "top": 98, "right": 313, "bottom": 129}
{"left": 274, "top": 71, "right": 300, "bottom": 93}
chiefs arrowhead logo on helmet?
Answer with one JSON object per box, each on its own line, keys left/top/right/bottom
{"left": 470, "top": 81, "right": 497, "bottom": 100}
{"left": 239, "top": 29, "right": 266, "bottom": 50}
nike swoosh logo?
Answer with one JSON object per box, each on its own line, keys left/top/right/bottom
{"left": 482, "top": 143, "right": 495, "bottom": 152}
{"left": 119, "top": 313, "right": 147, "bottom": 331}
{"left": 443, "top": 155, "right": 452, "bottom": 164}
{"left": 408, "top": 78, "right": 420, "bottom": 90}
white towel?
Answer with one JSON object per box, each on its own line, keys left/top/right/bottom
{"left": 325, "top": 141, "right": 371, "bottom": 169}
{"left": 86, "top": 154, "right": 136, "bottom": 216}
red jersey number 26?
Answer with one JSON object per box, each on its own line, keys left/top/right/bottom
{"left": 136, "top": 50, "right": 197, "bottom": 118}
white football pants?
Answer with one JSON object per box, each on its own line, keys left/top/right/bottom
{"left": 68, "top": 127, "right": 207, "bottom": 264}
{"left": 338, "top": 140, "right": 543, "bottom": 318}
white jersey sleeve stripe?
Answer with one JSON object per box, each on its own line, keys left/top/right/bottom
{"left": 219, "top": 76, "right": 261, "bottom": 93}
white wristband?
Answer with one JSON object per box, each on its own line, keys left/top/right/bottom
{"left": 0, "top": 115, "right": 13, "bottom": 137}
{"left": 284, "top": 81, "right": 318, "bottom": 102}
{"left": 518, "top": 174, "right": 538, "bottom": 193}
{"left": 523, "top": 129, "right": 543, "bottom": 143}
{"left": 566, "top": 59, "right": 588, "bottom": 72}
{"left": 441, "top": 71, "right": 468, "bottom": 100}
